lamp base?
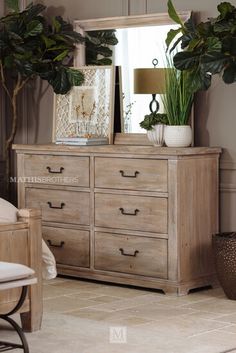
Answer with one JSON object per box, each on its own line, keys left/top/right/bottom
{"left": 149, "top": 94, "right": 160, "bottom": 114}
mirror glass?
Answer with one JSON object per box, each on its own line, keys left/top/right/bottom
{"left": 112, "top": 24, "right": 179, "bottom": 133}
{"left": 74, "top": 13, "right": 189, "bottom": 134}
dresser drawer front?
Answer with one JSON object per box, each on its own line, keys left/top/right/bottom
{"left": 24, "top": 154, "right": 89, "bottom": 187}
{"left": 43, "top": 227, "right": 90, "bottom": 268}
{"left": 95, "top": 193, "right": 167, "bottom": 233}
{"left": 95, "top": 157, "right": 168, "bottom": 192}
{"left": 95, "top": 232, "right": 167, "bottom": 278}
{"left": 26, "top": 188, "right": 90, "bottom": 225}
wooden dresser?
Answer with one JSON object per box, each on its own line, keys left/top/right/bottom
{"left": 13, "top": 144, "right": 221, "bottom": 295}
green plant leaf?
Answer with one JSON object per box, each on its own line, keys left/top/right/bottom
{"left": 197, "top": 21, "right": 213, "bottom": 37}
{"left": 184, "top": 14, "right": 196, "bottom": 34}
{"left": 49, "top": 67, "right": 71, "bottom": 94}
{"left": 217, "top": 2, "right": 235, "bottom": 19}
{"left": 4, "top": 55, "right": 14, "bottom": 68}
{"left": 41, "top": 35, "right": 56, "bottom": 49}
{"left": 166, "top": 28, "right": 182, "bottom": 48}
{"left": 222, "top": 62, "right": 236, "bottom": 83}
{"left": 173, "top": 51, "right": 200, "bottom": 70}
{"left": 201, "top": 51, "right": 228, "bottom": 74}
{"left": 140, "top": 113, "right": 168, "bottom": 130}
{"left": 213, "top": 19, "right": 236, "bottom": 33}
{"left": 167, "top": 0, "right": 184, "bottom": 27}
{"left": 25, "top": 3, "right": 46, "bottom": 20}
{"left": 53, "top": 50, "right": 69, "bottom": 62}
{"left": 25, "top": 20, "right": 43, "bottom": 37}
{"left": 187, "top": 38, "right": 203, "bottom": 50}
{"left": 95, "top": 58, "right": 113, "bottom": 65}
{"left": 8, "top": 31, "right": 23, "bottom": 42}
{"left": 5, "top": 0, "right": 19, "bottom": 13}
{"left": 188, "top": 68, "right": 212, "bottom": 91}
{"left": 66, "top": 68, "right": 84, "bottom": 86}
{"left": 206, "top": 37, "right": 222, "bottom": 51}
{"left": 52, "top": 17, "right": 61, "bottom": 33}
{"left": 222, "top": 36, "right": 236, "bottom": 55}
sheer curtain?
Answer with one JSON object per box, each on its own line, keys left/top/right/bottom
{"left": 114, "top": 24, "right": 179, "bottom": 132}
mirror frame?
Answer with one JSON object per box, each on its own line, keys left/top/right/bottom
{"left": 73, "top": 11, "right": 191, "bottom": 145}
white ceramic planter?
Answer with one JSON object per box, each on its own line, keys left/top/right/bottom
{"left": 164, "top": 125, "right": 192, "bottom": 147}
{"left": 147, "top": 124, "right": 165, "bottom": 147}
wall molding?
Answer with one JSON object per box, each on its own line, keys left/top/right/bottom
{"left": 220, "top": 184, "right": 236, "bottom": 193}
{"left": 220, "top": 160, "right": 236, "bottom": 170}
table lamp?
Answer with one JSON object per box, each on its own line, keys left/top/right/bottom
{"left": 133, "top": 59, "right": 166, "bottom": 114}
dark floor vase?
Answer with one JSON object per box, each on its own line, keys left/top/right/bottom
{"left": 212, "top": 232, "right": 236, "bottom": 300}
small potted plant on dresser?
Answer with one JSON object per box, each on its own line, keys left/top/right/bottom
{"left": 166, "top": 0, "right": 236, "bottom": 299}
{"left": 139, "top": 112, "right": 167, "bottom": 146}
{"left": 161, "top": 60, "right": 195, "bottom": 147}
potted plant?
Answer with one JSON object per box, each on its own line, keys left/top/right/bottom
{"left": 166, "top": 0, "right": 236, "bottom": 299}
{"left": 1, "top": 0, "right": 118, "bottom": 197}
{"left": 139, "top": 112, "right": 167, "bottom": 146}
{"left": 1, "top": 0, "right": 85, "bottom": 194}
{"left": 166, "top": 0, "right": 236, "bottom": 91}
{"left": 161, "top": 58, "right": 194, "bottom": 147}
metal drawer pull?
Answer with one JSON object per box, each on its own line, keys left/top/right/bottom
{"left": 119, "top": 207, "right": 139, "bottom": 216}
{"left": 119, "top": 248, "right": 139, "bottom": 257}
{"left": 46, "top": 166, "right": 64, "bottom": 174}
{"left": 119, "top": 170, "right": 139, "bottom": 178}
{"left": 47, "top": 201, "right": 65, "bottom": 209}
{"left": 47, "top": 240, "right": 65, "bottom": 248}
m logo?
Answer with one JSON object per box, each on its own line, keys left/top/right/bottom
{"left": 109, "top": 326, "right": 127, "bottom": 344}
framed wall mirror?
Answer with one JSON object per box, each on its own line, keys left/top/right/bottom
{"left": 74, "top": 11, "right": 190, "bottom": 144}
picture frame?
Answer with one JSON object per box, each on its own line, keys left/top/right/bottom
{"left": 52, "top": 66, "right": 116, "bottom": 144}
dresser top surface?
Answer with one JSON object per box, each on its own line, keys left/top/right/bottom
{"left": 13, "top": 144, "right": 221, "bottom": 157}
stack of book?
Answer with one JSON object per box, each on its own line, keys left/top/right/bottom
{"left": 56, "top": 137, "right": 109, "bottom": 145}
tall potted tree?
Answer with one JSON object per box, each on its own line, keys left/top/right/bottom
{"left": 166, "top": 0, "right": 236, "bottom": 299}
{"left": 1, "top": 0, "right": 85, "bottom": 195}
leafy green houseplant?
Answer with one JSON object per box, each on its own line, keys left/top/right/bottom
{"left": 1, "top": 0, "right": 86, "bottom": 191}
{"left": 166, "top": 0, "right": 236, "bottom": 90}
{"left": 85, "top": 30, "right": 118, "bottom": 65}
{"left": 161, "top": 57, "right": 194, "bottom": 147}
{"left": 166, "top": 0, "right": 236, "bottom": 298}
{"left": 139, "top": 112, "right": 168, "bottom": 130}
{"left": 140, "top": 113, "right": 167, "bottom": 147}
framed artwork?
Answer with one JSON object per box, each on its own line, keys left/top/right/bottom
{"left": 52, "top": 66, "right": 116, "bottom": 144}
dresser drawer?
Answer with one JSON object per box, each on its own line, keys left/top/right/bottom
{"left": 43, "top": 227, "right": 90, "bottom": 268}
{"left": 95, "top": 193, "right": 167, "bottom": 233}
{"left": 25, "top": 188, "right": 90, "bottom": 225}
{"left": 95, "top": 157, "right": 167, "bottom": 192}
{"left": 24, "top": 154, "right": 89, "bottom": 187}
{"left": 95, "top": 232, "right": 167, "bottom": 278}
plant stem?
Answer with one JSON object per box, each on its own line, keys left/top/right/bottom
{"left": 2, "top": 72, "right": 29, "bottom": 196}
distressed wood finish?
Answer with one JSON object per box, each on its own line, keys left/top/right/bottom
{"left": 95, "top": 193, "right": 168, "bottom": 233}
{"left": 95, "top": 157, "right": 168, "bottom": 192}
{"left": 14, "top": 144, "right": 221, "bottom": 295}
{"left": 24, "top": 154, "right": 89, "bottom": 187}
{"left": 95, "top": 232, "right": 168, "bottom": 278}
{"left": 43, "top": 226, "right": 90, "bottom": 268}
{"left": 25, "top": 187, "right": 90, "bottom": 226}
{"left": 0, "top": 209, "right": 42, "bottom": 332}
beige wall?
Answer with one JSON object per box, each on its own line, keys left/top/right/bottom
{"left": 23, "top": 0, "right": 236, "bottom": 231}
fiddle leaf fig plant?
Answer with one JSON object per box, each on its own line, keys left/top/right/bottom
{"left": 85, "top": 30, "right": 118, "bottom": 65}
{"left": 166, "top": 0, "right": 236, "bottom": 91}
{"left": 1, "top": 1, "right": 86, "bottom": 191}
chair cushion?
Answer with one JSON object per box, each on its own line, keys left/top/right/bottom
{"left": 0, "top": 198, "right": 18, "bottom": 223}
{"left": 0, "top": 262, "right": 35, "bottom": 283}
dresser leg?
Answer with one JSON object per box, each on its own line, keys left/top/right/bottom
{"left": 163, "top": 286, "right": 190, "bottom": 296}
